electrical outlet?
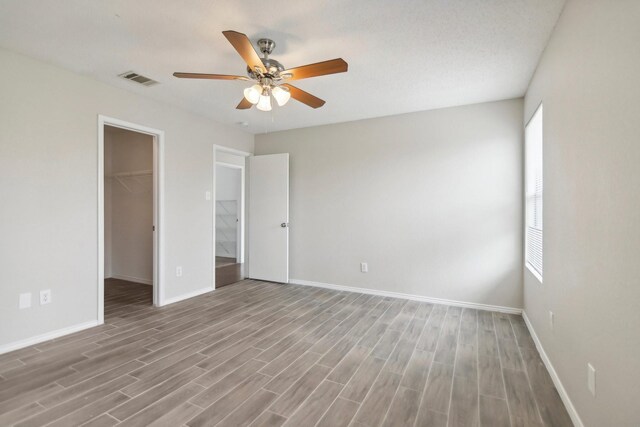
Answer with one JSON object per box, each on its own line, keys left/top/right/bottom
{"left": 587, "top": 363, "right": 596, "bottom": 396}
{"left": 40, "top": 289, "right": 52, "bottom": 305}
{"left": 176, "top": 266, "right": 183, "bottom": 277}
{"left": 549, "top": 311, "right": 554, "bottom": 330}
{"left": 205, "top": 191, "right": 211, "bottom": 201}
{"left": 360, "top": 262, "right": 368, "bottom": 273}
{"left": 19, "top": 293, "right": 31, "bottom": 309}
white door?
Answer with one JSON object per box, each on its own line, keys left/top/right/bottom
{"left": 248, "top": 153, "right": 289, "bottom": 283}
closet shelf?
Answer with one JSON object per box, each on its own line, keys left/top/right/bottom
{"left": 107, "top": 169, "right": 152, "bottom": 178}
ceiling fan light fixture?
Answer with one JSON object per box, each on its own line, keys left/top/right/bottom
{"left": 174, "top": 30, "right": 348, "bottom": 111}
{"left": 272, "top": 86, "right": 291, "bottom": 106}
{"left": 257, "top": 93, "right": 272, "bottom": 112}
{"left": 243, "top": 84, "right": 262, "bottom": 104}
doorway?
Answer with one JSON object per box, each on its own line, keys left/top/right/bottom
{"left": 98, "top": 116, "right": 164, "bottom": 324}
{"left": 214, "top": 146, "right": 249, "bottom": 289}
{"left": 215, "top": 164, "right": 241, "bottom": 286}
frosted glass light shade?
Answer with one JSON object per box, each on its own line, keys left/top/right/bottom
{"left": 257, "top": 94, "right": 272, "bottom": 111}
{"left": 272, "top": 86, "right": 291, "bottom": 106}
{"left": 243, "top": 84, "right": 262, "bottom": 104}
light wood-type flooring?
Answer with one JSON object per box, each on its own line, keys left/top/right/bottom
{"left": 0, "top": 279, "right": 572, "bottom": 426}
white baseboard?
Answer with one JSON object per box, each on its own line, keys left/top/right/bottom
{"left": 0, "top": 320, "right": 99, "bottom": 355}
{"left": 161, "top": 286, "right": 214, "bottom": 306}
{"left": 108, "top": 274, "right": 153, "bottom": 285}
{"left": 522, "top": 311, "right": 584, "bottom": 427}
{"left": 290, "top": 279, "right": 522, "bottom": 314}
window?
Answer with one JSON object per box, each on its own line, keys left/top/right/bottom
{"left": 525, "top": 104, "right": 543, "bottom": 281}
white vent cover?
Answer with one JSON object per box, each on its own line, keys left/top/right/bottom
{"left": 118, "top": 71, "right": 158, "bottom": 86}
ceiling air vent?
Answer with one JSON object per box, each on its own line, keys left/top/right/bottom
{"left": 118, "top": 71, "right": 158, "bottom": 87}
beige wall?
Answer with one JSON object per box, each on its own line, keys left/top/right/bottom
{"left": 524, "top": 0, "right": 640, "bottom": 425}
{"left": 105, "top": 126, "right": 154, "bottom": 284}
{"left": 256, "top": 98, "right": 524, "bottom": 309}
{"left": 0, "top": 48, "right": 253, "bottom": 349}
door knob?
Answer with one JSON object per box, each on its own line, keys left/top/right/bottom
{"left": 281, "top": 223, "right": 289, "bottom": 228}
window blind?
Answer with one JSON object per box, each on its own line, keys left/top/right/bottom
{"left": 525, "top": 105, "right": 543, "bottom": 279}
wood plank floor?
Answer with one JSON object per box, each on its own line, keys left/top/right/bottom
{"left": 0, "top": 279, "right": 573, "bottom": 426}
{"left": 215, "top": 257, "right": 244, "bottom": 288}
{"left": 216, "top": 257, "right": 237, "bottom": 268}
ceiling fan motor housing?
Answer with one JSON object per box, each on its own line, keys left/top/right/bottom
{"left": 246, "top": 38, "right": 285, "bottom": 80}
{"left": 247, "top": 57, "right": 285, "bottom": 79}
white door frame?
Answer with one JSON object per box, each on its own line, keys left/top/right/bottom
{"left": 213, "top": 144, "right": 251, "bottom": 290}
{"left": 97, "top": 115, "right": 165, "bottom": 324}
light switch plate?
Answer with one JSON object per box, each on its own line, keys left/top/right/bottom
{"left": 19, "top": 293, "right": 31, "bottom": 309}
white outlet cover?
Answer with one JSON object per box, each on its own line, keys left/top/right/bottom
{"left": 205, "top": 191, "right": 211, "bottom": 201}
{"left": 19, "top": 293, "right": 31, "bottom": 309}
{"left": 40, "top": 289, "right": 52, "bottom": 305}
{"left": 360, "top": 262, "right": 368, "bottom": 273}
{"left": 176, "top": 266, "right": 183, "bottom": 277}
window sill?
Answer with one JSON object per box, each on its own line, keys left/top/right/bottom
{"left": 525, "top": 262, "right": 543, "bottom": 284}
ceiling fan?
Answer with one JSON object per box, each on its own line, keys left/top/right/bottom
{"left": 173, "top": 30, "right": 348, "bottom": 111}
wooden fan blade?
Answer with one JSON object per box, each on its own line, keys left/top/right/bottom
{"left": 236, "top": 98, "right": 253, "bottom": 109}
{"left": 282, "top": 58, "right": 348, "bottom": 81}
{"left": 222, "top": 30, "right": 266, "bottom": 74}
{"left": 281, "top": 84, "right": 326, "bottom": 109}
{"left": 173, "top": 72, "right": 249, "bottom": 80}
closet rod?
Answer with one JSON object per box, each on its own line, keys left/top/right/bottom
{"left": 107, "top": 169, "right": 152, "bottom": 178}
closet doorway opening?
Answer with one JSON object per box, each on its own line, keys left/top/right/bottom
{"left": 214, "top": 146, "right": 249, "bottom": 288}
{"left": 98, "top": 116, "right": 164, "bottom": 324}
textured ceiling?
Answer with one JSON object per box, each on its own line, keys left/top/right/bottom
{"left": 0, "top": 0, "right": 565, "bottom": 134}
